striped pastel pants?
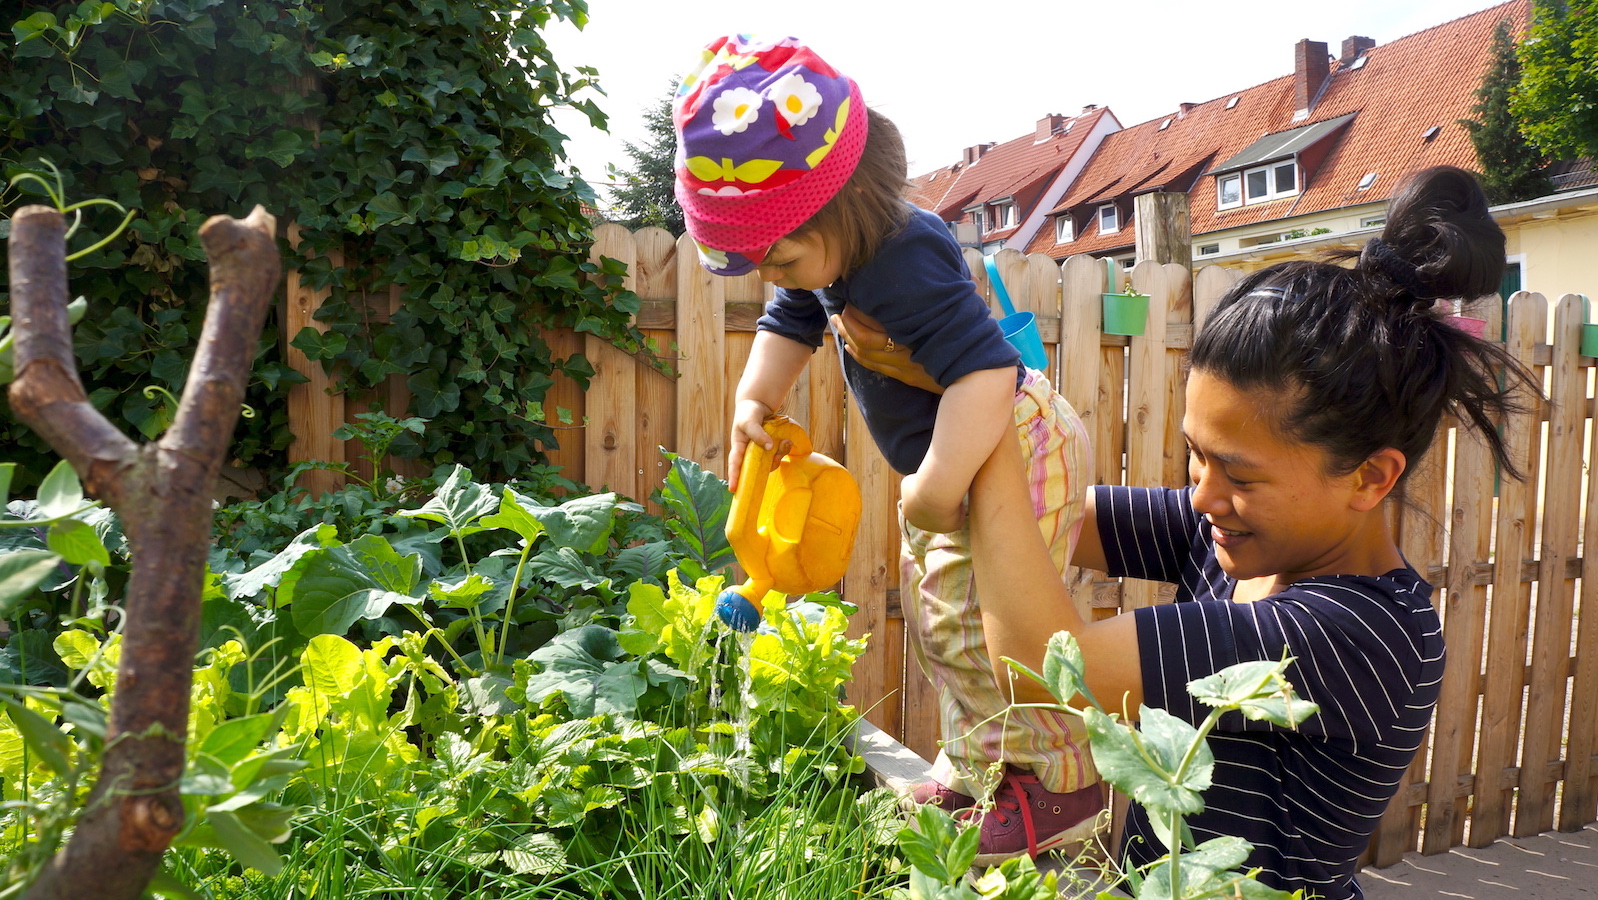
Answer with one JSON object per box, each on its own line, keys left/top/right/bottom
{"left": 900, "top": 369, "right": 1098, "bottom": 796}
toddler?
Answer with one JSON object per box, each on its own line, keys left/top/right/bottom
{"left": 673, "top": 33, "right": 1102, "bottom": 861}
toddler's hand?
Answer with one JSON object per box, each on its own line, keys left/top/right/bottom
{"left": 901, "top": 469, "right": 967, "bottom": 534}
{"left": 728, "top": 399, "right": 774, "bottom": 492}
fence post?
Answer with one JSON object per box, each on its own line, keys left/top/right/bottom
{"left": 1133, "top": 192, "right": 1192, "bottom": 271}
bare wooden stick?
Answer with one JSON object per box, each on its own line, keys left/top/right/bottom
{"left": 11, "top": 204, "right": 281, "bottom": 900}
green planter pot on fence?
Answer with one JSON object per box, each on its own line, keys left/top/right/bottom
{"left": 1582, "top": 295, "right": 1598, "bottom": 359}
{"left": 1102, "top": 292, "right": 1150, "bottom": 336}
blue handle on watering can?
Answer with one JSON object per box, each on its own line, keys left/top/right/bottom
{"left": 983, "top": 255, "right": 1020, "bottom": 318}
{"left": 983, "top": 255, "right": 1049, "bottom": 371}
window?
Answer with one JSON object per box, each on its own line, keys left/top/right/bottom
{"left": 1225, "top": 96, "right": 1240, "bottom": 109}
{"left": 971, "top": 210, "right": 984, "bottom": 233}
{"left": 1055, "top": 214, "right": 1074, "bottom": 243}
{"left": 990, "top": 201, "right": 1016, "bottom": 229}
{"left": 1218, "top": 173, "right": 1243, "bottom": 209}
{"left": 1359, "top": 215, "right": 1386, "bottom": 228}
{"left": 1098, "top": 203, "right": 1119, "bottom": 233}
{"left": 1198, "top": 243, "right": 1220, "bottom": 256}
{"left": 1242, "top": 161, "right": 1299, "bottom": 203}
{"left": 1357, "top": 172, "right": 1378, "bottom": 191}
{"left": 1159, "top": 118, "right": 1172, "bottom": 131}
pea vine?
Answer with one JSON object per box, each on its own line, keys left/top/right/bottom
{"left": 1, "top": 0, "right": 644, "bottom": 487}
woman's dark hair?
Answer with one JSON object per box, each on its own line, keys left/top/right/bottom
{"left": 1189, "top": 165, "right": 1535, "bottom": 481}
{"left": 793, "top": 107, "right": 910, "bottom": 276}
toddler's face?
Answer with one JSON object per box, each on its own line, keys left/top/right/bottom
{"left": 756, "top": 231, "right": 843, "bottom": 291}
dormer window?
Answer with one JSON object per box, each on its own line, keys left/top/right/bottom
{"left": 1244, "top": 161, "right": 1298, "bottom": 202}
{"left": 1218, "top": 161, "right": 1299, "bottom": 209}
{"left": 1098, "top": 203, "right": 1119, "bottom": 233}
{"left": 989, "top": 200, "right": 1017, "bottom": 230}
{"left": 1055, "top": 214, "right": 1074, "bottom": 243}
{"left": 1218, "top": 173, "right": 1243, "bottom": 209}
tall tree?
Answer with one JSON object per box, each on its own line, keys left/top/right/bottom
{"left": 1461, "top": 18, "right": 1552, "bottom": 204}
{"left": 608, "top": 83, "right": 684, "bottom": 234}
{"left": 1513, "top": 0, "right": 1598, "bottom": 159}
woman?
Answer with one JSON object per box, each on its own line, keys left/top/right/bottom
{"left": 834, "top": 166, "right": 1534, "bottom": 899}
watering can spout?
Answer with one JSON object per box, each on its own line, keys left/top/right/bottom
{"left": 716, "top": 416, "right": 861, "bottom": 631}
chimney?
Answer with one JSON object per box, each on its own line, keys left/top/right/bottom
{"left": 962, "top": 143, "right": 994, "bottom": 166}
{"left": 1340, "top": 35, "right": 1375, "bottom": 64}
{"left": 1294, "top": 39, "right": 1330, "bottom": 115}
{"left": 1178, "top": 102, "right": 1196, "bottom": 119}
{"left": 1036, "top": 114, "right": 1067, "bottom": 141}
{"left": 1081, "top": 104, "right": 1099, "bottom": 114}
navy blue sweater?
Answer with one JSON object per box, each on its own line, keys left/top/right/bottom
{"left": 756, "top": 205, "right": 1021, "bottom": 475}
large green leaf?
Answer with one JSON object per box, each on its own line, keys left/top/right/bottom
{"left": 46, "top": 519, "right": 109, "bottom": 568}
{"left": 659, "top": 452, "right": 734, "bottom": 573}
{"left": 501, "top": 832, "right": 568, "bottom": 874}
{"left": 205, "top": 807, "right": 283, "bottom": 875}
{"left": 1083, "top": 706, "right": 1207, "bottom": 818}
{"left": 529, "top": 491, "right": 616, "bottom": 553}
{"left": 288, "top": 535, "right": 424, "bottom": 635}
{"left": 1, "top": 696, "right": 71, "bottom": 776}
{"left": 35, "top": 459, "right": 89, "bottom": 519}
{"left": 480, "top": 487, "right": 546, "bottom": 543}
{"left": 397, "top": 465, "right": 497, "bottom": 536}
{"left": 0, "top": 549, "right": 62, "bottom": 615}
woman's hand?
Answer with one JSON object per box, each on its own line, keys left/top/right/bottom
{"left": 830, "top": 307, "right": 943, "bottom": 394}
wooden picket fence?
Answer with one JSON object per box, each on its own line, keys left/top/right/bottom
{"left": 287, "top": 222, "right": 1598, "bottom": 863}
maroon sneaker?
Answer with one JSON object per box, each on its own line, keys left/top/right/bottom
{"left": 905, "top": 778, "right": 977, "bottom": 812}
{"left": 962, "top": 768, "right": 1105, "bottom": 864}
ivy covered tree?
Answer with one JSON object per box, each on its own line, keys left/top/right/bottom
{"left": 1460, "top": 18, "right": 1552, "bottom": 204}
{"left": 607, "top": 82, "right": 684, "bottom": 234}
{"left": 1513, "top": 0, "right": 1598, "bottom": 159}
{"left": 1, "top": 0, "right": 645, "bottom": 485}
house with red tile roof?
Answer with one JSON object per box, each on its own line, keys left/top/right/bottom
{"left": 906, "top": 107, "right": 1119, "bottom": 253}
{"left": 1019, "top": 1, "right": 1538, "bottom": 280}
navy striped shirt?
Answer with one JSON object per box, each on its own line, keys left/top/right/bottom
{"left": 1096, "top": 486, "right": 1444, "bottom": 900}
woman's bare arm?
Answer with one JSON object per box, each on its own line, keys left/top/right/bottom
{"left": 969, "top": 429, "right": 1143, "bottom": 714}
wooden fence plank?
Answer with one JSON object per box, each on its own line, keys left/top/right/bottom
{"left": 1471, "top": 291, "right": 1547, "bottom": 846}
{"left": 584, "top": 224, "right": 640, "bottom": 497}
{"left": 632, "top": 227, "right": 679, "bottom": 506}
{"left": 284, "top": 223, "right": 345, "bottom": 495}
{"left": 1192, "top": 264, "right": 1242, "bottom": 332}
{"left": 1060, "top": 255, "right": 1108, "bottom": 474}
{"left": 1562, "top": 326, "right": 1598, "bottom": 831}
{"left": 675, "top": 233, "right": 728, "bottom": 478}
{"left": 1514, "top": 293, "right": 1587, "bottom": 836}
{"left": 1120, "top": 261, "right": 1177, "bottom": 609}
{"left": 844, "top": 393, "right": 902, "bottom": 737}
{"left": 1023, "top": 251, "right": 1065, "bottom": 382}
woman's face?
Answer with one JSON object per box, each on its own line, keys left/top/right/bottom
{"left": 1182, "top": 370, "right": 1373, "bottom": 586}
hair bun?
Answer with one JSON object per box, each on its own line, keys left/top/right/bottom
{"left": 1359, "top": 237, "right": 1438, "bottom": 301}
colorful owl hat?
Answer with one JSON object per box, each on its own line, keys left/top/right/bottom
{"left": 673, "top": 35, "right": 869, "bottom": 276}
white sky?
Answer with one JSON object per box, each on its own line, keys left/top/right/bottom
{"left": 544, "top": 0, "right": 1504, "bottom": 201}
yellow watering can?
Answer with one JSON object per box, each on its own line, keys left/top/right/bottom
{"left": 716, "top": 416, "right": 862, "bottom": 631}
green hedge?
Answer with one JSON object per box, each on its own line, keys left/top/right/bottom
{"left": 1, "top": 0, "right": 644, "bottom": 486}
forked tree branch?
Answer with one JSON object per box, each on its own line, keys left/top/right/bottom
{"left": 10, "top": 204, "right": 281, "bottom": 900}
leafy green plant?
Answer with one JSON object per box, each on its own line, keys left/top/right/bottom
{"left": 895, "top": 804, "right": 1059, "bottom": 900}
{"left": 2, "top": 0, "right": 646, "bottom": 486}
{"left": 1001, "top": 634, "right": 1315, "bottom": 900}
